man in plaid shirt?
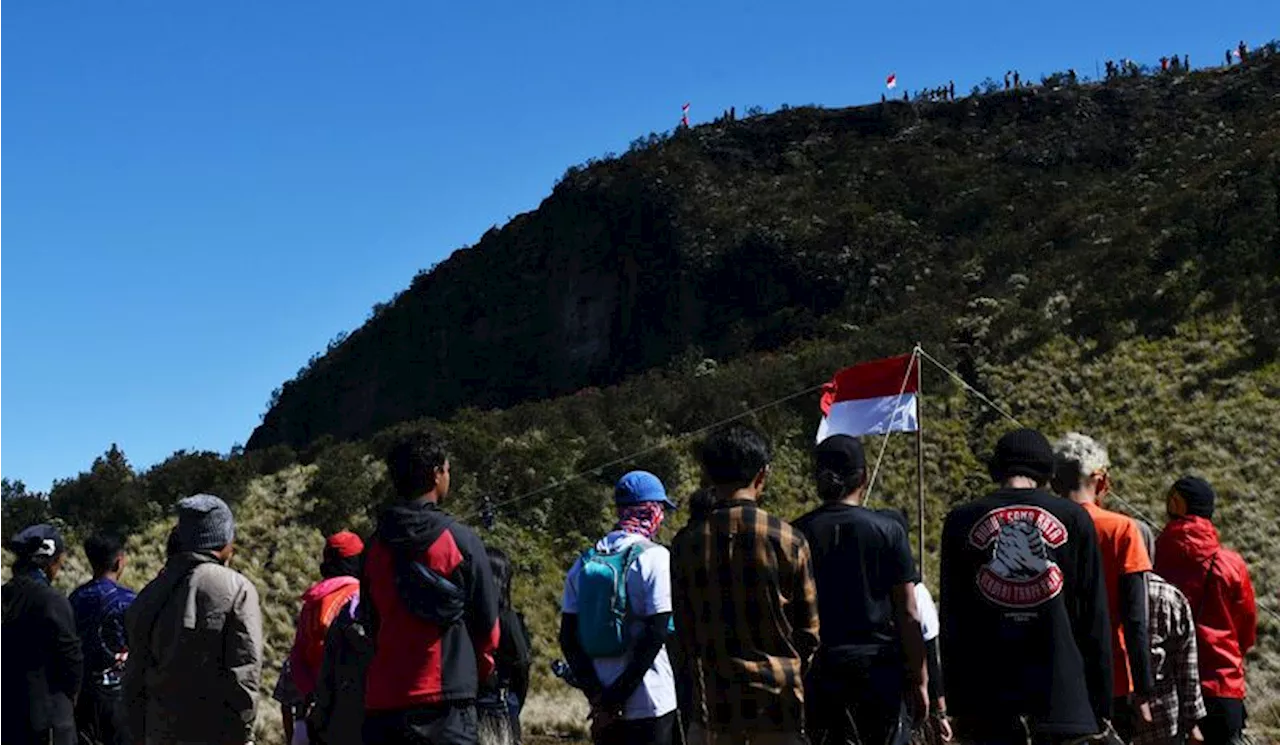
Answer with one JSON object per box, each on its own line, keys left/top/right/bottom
{"left": 671, "top": 425, "right": 821, "bottom": 745}
{"left": 1135, "top": 522, "right": 1206, "bottom": 744}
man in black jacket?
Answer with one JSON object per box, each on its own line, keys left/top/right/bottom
{"left": 940, "top": 429, "right": 1113, "bottom": 745}
{"left": 3, "top": 524, "right": 84, "bottom": 745}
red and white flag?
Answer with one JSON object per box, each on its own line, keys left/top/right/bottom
{"left": 886, "top": 73, "right": 898, "bottom": 90}
{"left": 681, "top": 101, "right": 690, "bottom": 126}
{"left": 817, "top": 353, "right": 919, "bottom": 441}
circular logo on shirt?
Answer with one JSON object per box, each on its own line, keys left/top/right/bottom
{"left": 968, "top": 505, "right": 1067, "bottom": 609}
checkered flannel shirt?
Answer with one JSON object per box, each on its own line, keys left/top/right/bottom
{"left": 1132, "top": 573, "right": 1207, "bottom": 745}
{"left": 671, "top": 498, "right": 821, "bottom": 734}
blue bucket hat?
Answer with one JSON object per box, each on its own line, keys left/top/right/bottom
{"left": 614, "top": 471, "right": 677, "bottom": 510}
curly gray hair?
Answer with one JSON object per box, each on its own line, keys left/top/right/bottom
{"left": 1053, "top": 432, "right": 1111, "bottom": 478}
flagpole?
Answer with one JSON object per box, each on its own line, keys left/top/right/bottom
{"left": 914, "top": 344, "right": 925, "bottom": 582}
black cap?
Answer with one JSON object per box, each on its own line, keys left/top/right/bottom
{"left": 8, "top": 524, "right": 65, "bottom": 562}
{"left": 1172, "top": 476, "right": 1215, "bottom": 519}
{"left": 989, "top": 428, "right": 1056, "bottom": 484}
{"left": 815, "top": 435, "right": 867, "bottom": 480}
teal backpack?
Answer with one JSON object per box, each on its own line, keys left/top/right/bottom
{"left": 575, "top": 540, "right": 655, "bottom": 657}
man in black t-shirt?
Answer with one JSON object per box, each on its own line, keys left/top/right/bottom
{"left": 793, "top": 435, "right": 928, "bottom": 745}
{"left": 940, "top": 428, "right": 1113, "bottom": 745}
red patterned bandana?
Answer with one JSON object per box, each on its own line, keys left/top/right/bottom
{"left": 615, "top": 502, "right": 666, "bottom": 539}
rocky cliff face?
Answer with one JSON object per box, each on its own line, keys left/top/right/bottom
{"left": 248, "top": 55, "right": 1280, "bottom": 451}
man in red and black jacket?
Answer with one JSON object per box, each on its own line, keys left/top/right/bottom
{"left": 1155, "top": 477, "right": 1257, "bottom": 745}
{"left": 361, "top": 431, "right": 500, "bottom": 745}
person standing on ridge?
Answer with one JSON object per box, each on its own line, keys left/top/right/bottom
{"left": 940, "top": 429, "right": 1113, "bottom": 744}
{"left": 672, "top": 425, "right": 820, "bottom": 745}
{"left": 792, "top": 435, "right": 928, "bottom": 745}
{"left": 124, "top": 495, "right": 264, "bottom": 745}
{"left": 560, "top": 471, "right": 678, "bottom": 745}
{"left": 3, "top": 524, "right": 83, "bottom": 745}
{"left": 281, "top": 530, "right": 365, "bottom": 742}
{"left": 1155, "top": 477, "right": 1256, "bottom": 745}
{"left": 1051, "top": 433, "right": 1154, "bottom": 741}
{"left": 1131, "top": 522, "right": 1206, "bottom": 745}
{"left": 360, "top": 431, "right": 500, "bottom": 745}
{"left": 70, "top": 534, "right": 137, "bottom": 745}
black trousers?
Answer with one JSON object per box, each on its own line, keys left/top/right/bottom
{"left": 595, "top": 711, "right": 677, "bottom": 745}
{"left": 75, "top": 681, "right": 128, "bottom": 745}
{"left": 806, "top": 652, "right": 909, "bottom": 745}
{"left": 1110, "top": 696, "right": 1135, "bottom": 743}
{"left": 1200, "top": 697, "right": 1246, "bottom": 745}
{"left": 363, "top": 703, "right": 479, "bottom": 745}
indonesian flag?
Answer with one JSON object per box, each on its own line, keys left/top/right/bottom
{"left": 886, "top": 73, "right": 897, "bottom": 89}
{"left": 681, "top": 101, "right": 690, "bottom": 126}
{"left": 817, "top": 353, "right": 919, "bottom": 441}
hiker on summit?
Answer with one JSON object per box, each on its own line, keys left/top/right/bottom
{"left": 2, "top": 524, "right": 83, "bottom": 745}
{"left": 124, "top": 495, "right": 264, "bottom": 745}
{"left": 792, "top": 435, "right": 928, "bottom": 745}
{"left": 281, "top": 530, "right": 365, "bottom": 742}
{"left": 70, "top": 534, "right": 137, "bottom": 745}
{"left": 360, "top": 431, "right": 500, "bottom": 745}
{"left": 560, "top": 470, "right": 678, "bottom": 745}
{"left": 1155, "top": 477, "right": 1257, "bottom": 745}
{"left": 940, "top": 429, "right": 1113, "bottom": 745}
{"left": 1132, "top": 523, "right": 1206, "bottom": 745}
{"left": 671, "top": 425, "right": 820, "bottom": 745}
{"left": 1051, "top": 433, "right": 1155, "bottom": 741}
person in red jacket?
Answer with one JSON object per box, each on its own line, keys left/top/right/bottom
{"left": 281, "top": 530, "right": 364, "bottom": 741}
{"left": 361, "top": 431, "right": 501, "bottom": 745}
{"left": 1154, "top": 476, "right": 1257, "bottom": 745}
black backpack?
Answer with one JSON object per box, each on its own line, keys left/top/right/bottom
{"left": 389, "top": 517, "right": 467, "bottom": 626}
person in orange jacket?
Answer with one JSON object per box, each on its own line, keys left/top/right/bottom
{"left": 1155, "top": 477, "right": 1257, "bottom": 745}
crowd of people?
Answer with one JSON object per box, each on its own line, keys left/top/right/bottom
{"left": 1, "top": 425, "right": 1262, "bottom": 745}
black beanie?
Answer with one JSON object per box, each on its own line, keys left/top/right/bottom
{"left": 1173, "top": 476, "right": 1215, "bottom": 519}
{"left": 989, "top": 428, "right": 1056, "bottom": 484}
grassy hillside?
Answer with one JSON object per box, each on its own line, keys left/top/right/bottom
{"left": 250, "top": 52, "right": 1280, "bottom": 452}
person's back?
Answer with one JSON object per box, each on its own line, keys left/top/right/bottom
{"left": 940, "top": 429, "right": 1112, "bottom": 742}
{"left": 487, "top": 547, "right": 532, "bottom": 745}
{"left": 559, "top": 471, "right": 677, "bottom": 745}
{"left": 792, "top": 435, "right": 925, "bottom": 745}
{"left": 124, "top": 495, "right": 264, "bottom": 745}
{"left": 2, "top": 525, "right": 82, "bottom": 745}
{"left": 671, "top": 426, "right": 819, "bottom": 744}
{"left": 1154, "top": 477, "right": 1256, "bottom": 745}
{"left": 360, "top": 431, "right": 499, "bottom": 745}
{"left": 69, "top": 534, "right": 137, "bottom": 745}
{"left": 309, "top": 594, "right": 372, "bottom": 745}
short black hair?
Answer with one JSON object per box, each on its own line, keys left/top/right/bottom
{"left": 698, "top": 425, "right": 772, "bottom": 488}
{"left": 84, "top": 534, "right": 125, "bottom": 574}
{"left": 386, "top": 431, "right": 449, "bottom": 499}
{"left": 486, "top": 545, "right": 513, "bottom": 612}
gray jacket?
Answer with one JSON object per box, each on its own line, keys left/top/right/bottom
{"left": 124, "top": 553, "right": 264, "bottom": 744}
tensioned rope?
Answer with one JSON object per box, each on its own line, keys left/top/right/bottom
{"left": 862, "top": 349, "right": 920, "bottom": 504}
{"left": 458, "top": 381, "right": 826, "bottom": 522}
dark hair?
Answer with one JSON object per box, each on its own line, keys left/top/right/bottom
{"left": 165, "top": 527, "right": 182, "bottom": 558}
{"left": 321, "top": 551, "right": 362, "bottom": 579}
{"left": 698, "top": 425, "right": 772, "bottom": 488}
{"left": 386, "top": 431, "right": 450, "bottom": 499}
{"left": 487, "top": 546, "right": 513, "bottom": 612}
{"left": 816, "top": 468, "right": 863, "bottom": 501}
{"left": 84, "top": 534, "right": 125, "bottom": 575}
{"left": 688, "top": 488, "right": 715, "bottom": 522}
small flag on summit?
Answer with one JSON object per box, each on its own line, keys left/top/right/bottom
{"left": 681, "top": 102, "right": 690, "bottom": 127}
{"left": 817, "top": 353, "right": 919, "bottom": 441}
{"left": 886, "top": 73, "right": 898, "bottom": 90}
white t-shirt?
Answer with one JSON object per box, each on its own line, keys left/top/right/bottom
{"left": 915, "top": 582, "right": 940, "bottom": 642}
{"left": 561, "top": 531, "right": 677, "bottom": 720}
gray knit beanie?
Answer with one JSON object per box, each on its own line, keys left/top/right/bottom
{"left": 177, "top": 494, "right": 235, "bottom": 551}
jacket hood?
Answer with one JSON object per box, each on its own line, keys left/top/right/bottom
{"left": 376, "top": 500, "right": 453, "bottom": 552}
{"left": 1159, "top": 515, "right": 1221, "bottom": 563}
{"left": 301, "top": 575, "right": 359, "bottom": 604}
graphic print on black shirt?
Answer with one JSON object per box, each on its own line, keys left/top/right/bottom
{"left": 969, "top": 505, "right": 1066, "bottom": 609}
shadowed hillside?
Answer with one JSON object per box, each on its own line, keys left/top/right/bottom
{"left": 248, "top": 54, "right": 1280, "bottom": 452}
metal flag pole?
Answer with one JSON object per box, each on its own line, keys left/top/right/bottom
{"left": 914, "top": 344, "right": 926, "bottom": 582}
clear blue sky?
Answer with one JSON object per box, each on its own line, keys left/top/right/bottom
{"left": 2, "top": 0, "right": 1271, "bottom": 491}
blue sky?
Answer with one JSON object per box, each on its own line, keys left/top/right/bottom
{"left": 2, "top": 0, "right": 1271, "bottom": 490}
